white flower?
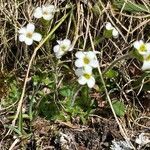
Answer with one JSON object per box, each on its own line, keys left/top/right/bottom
{"left": 105, "top": 22, "right": 119, "bottom": 38}
{"left": 53, "top": 39, "right": 72, "bottom": 58}
{"left": 75, "top": 51, "right": 98, "bottom": 68}
{"left": 133, "top": 40, "right": 150, "bottom": 55}
{"left": 106, "top": 22, "right": 114, "bottom": 30}
{"left": 19, "top": 23, "right": 42, "bottom": 45}
{"left": 77, "top": 66, "right": 95, "bottom": 88}
{"left": 142, "top": 60, "right": 150, "bottom": 70}
{"left": 135, "top": 133, "right": 150, "bottom": 146}
{"left": 33, "top": 5, "right": 56, "bottom": 20}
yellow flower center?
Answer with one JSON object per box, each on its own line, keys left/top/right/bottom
{"left": 26, "top": 32, "right": 33, "bottom": 38}
{"left": 43, "top": 11, "right": 48, "bottom": 15}
{"left": 83, "top": 73, "right": 91, "bottom": 79}
{"left": 60, "top": 45, "right": 67, "bottom": 51}
{"left": 145, "top": 55, "right": 150, "bottom": 61}
{"left": 139, "top": 44, "right": 147, "bottom": 52}
{"left": 83, "top": 57, "right": 90, "bottom": 64}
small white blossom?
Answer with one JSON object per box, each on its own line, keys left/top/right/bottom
{"left": 33, "top": 5, "right": 56, "bottom": 20}
{"left": 135, "top": 133, "right": 150, "bottom": 146}
{"left": 133, "top": 40, "right": 150, "bottom": 55}
{"left": 53, "top": 39, "right": 72, "bottom": 58}
{"left": 76, "top": 66, "right": 95, "bottom": 88}
{"left": 105, "top": 22, "right": 119, "bottom": 38}
{"left": 19, "top": 23, "right": 42, "bottom": 45}
{"left": 75, "top": 51, "right": 98, "bottom": 68}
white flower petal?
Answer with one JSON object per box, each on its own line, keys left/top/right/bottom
{"left": 106, "top": 22, "right": 113, "bottom": 30}
{"left": 139, "top": 40, "right": 144, "bottom": 45}
{"left": 55, "top": 54, "right": 62, "bottom": 59}
{"left": 32, "top": 33, "right": 42, "bottom": 41}
{"left": 133, "top": 41, "right": 140, "bottom": 49}
{"left": 90, "top": 59, "right": 99, "bottom": 68}
{"left": 26, "top": 23, "right": 35, "bottom": 32}
{"left": 75, "top": 68, "right": 83, "bottom": 77}
{"left": 19, "top": 34, "right": 25, "bottom": 42}
{"left": 25, "top": 37, "right": 33, "bottom": 45}
{"left": 145, "top": 43, "right": 150, "bottom": 51}
{"left": 57, "top": 40, "right": 61, "bottom": 44}
{"left": 55, "top": 51, "right": 64, "bottom": 59}
{"left": 33, "top": 7, "right": 43, "bottom": 18}
{"left": 68, "top": 46, "right": 73, "bottom": 51}
{"left": 53, "top": 45, "right": 60, "bottom": 52}
{"left": 86, "top": 51, "right": 96, "bottom": 59}
{"left": 45, "top": 5, "right": 55, "bottom": 13}
{"left": 78, "top": 76, "right": 87, "bottom": 85}
{"left": 62, "top": 39, "right": 71, "bottom": 46}
{"left": 62, "top": 39, "right": 72, "bottom": 51}
{"left": 18, "top": 27, "right": 26, "bottom": 34}
{"left": 133, "top": 40, "right": 144, "bottom": 50}
{"left": 112, "top": 29, "right": 119, "bottom": 38}
{"left": 75, "top": 51, "right": 85, "bottom": 59}
{"left": 75, "top": 59, "right": 84, "bottom": 68}
{"left": 142, "top": 60, "right": 150, "bottom": 70}
{"left": 43, "top": 14, "right": 53, "bottom": 20}
{"left": 87, "top": 77, "right": 95, "bottom": 88}
{"left": 84, "top": 65, "right": 92, "bottom": 74}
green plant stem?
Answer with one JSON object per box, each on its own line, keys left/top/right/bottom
{"left": 71, "top": 85, "right": 82, "bottom": 107}
{"left": 18, "top": 108, "right": 23, "bottom": 134}
{"left": 24, "top": 45, "right": 29, "bottom": 61}
{"left": 12, "top": 11, "right": 71, "bottom": 128}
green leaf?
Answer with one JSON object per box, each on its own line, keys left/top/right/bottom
{"left": 130, "top": 49, "right": 143, "bottom": 62}
{"left": 113, "top": 0, "right": 150, "bottom": 13}
{"left": 59, "top": 86, "right": 73, "bottom": 97}
{"left": 132, "top": 72, "right": 149, "bottom": 84}
{"left": 42, "top": 77, "right": 53, "bottom": 85}
{"left": 104, "top": 69, "right": 118, "bottom": 78}
{"left": 142, "top": 83, "right": 150, "bottom": 91}
{"left": 132, "top": 72, "right": 150, "bottom": 91}
{"left": 92, "top": 1, "right": 103, "bottom": 16}
{"left": 112, "top": 100, "right": 126, "bottom": 117}
{"left": 39, "top": 98, "right": 59, "bottom": 120}
{"left": 103, "top": 30, "right": 112, "bottom": 38}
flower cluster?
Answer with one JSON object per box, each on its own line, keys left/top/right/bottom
{"left": 75, "top": 51, "right": 99, "bottom": 88}
{"left": 19, "top": 4, "right": 56, "bottom": 45}
{"left": 105, "top": 22, "right": 119, "bottom": 38}
{"left": 133, "top": 40, "right": 150, "bottom": 70}
{"left": 53, "top": 39, "right": 72, "bottom": 58}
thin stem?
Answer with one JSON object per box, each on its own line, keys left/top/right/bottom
{"left": 24, "top": 45, "right": 29, "bottom": 61}
{"left": 18, "top": 108, "right": 23, "bottom": 134}
{"left": 103, "top": 53, "right": 131, "bottom": 75}
{"left": 89, "top": 31, "right": 135, "bottom": 149}
{"left": 12, "top": 12, "right": 71, "bottom": 127}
